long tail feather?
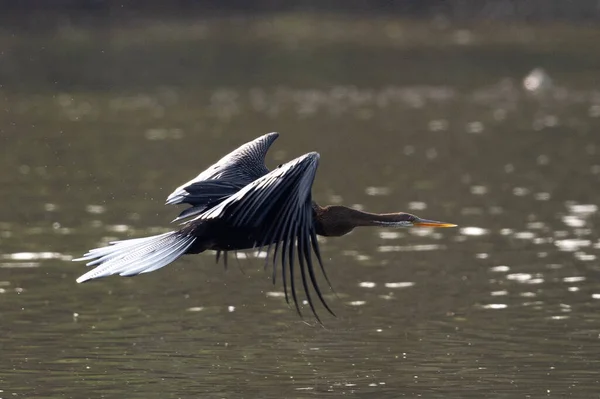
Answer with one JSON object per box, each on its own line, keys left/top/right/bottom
{"left": 74, "top": 232, "right": 196, "bottom": 283}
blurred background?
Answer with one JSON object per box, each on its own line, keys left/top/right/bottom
{"left": 2, "top": 1, "right": 600, "bottom": 398}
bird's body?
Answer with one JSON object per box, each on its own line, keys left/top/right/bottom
{"left": 75, "top": 133, "right": 455, "bottom": 320}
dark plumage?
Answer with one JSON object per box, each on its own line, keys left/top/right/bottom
{"left": 75, "top": 133, "right": 456, "bottom": 321}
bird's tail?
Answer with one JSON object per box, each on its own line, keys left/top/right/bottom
{"left": 74, "top": 231, "right": 196, "bottom": 283}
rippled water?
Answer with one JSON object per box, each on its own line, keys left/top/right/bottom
{"left": 2, "top": 15, "right": 600, "bottom": 397}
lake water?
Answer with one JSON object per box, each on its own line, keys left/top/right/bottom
{"left": 2, "top": 15, "right": 600, "bottom": 398}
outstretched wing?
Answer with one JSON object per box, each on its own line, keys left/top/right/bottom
{"left": 193, "top": 152, "right": 334, "bottom": 321}
{"left": 166, "top": 132, "right": 279, "bottom": 221}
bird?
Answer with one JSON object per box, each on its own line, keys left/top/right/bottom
{"left": 74, "top": 132, "right": 456, "bottom": 321}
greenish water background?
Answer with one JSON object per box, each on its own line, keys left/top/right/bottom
{"left": 1, "top": 14, "right": 600, "bottom": 398}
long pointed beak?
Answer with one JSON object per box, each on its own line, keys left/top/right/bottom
{"left": 414, "top": 218, "right": 457, "bottom": 228}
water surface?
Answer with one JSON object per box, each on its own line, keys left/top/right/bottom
{"left": 2, "top": 15, "right": 600, "bottom": 398}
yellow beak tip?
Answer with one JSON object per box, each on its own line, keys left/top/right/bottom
{"left": 414, "top": 222, "right": 457, "bottom": 228}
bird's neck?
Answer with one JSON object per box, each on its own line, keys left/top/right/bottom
{"left": 313, "top": 204, "right": 406, "bottom": 237}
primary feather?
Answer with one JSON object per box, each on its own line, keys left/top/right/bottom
{"left": 165, "top": 132, "right": 279, "bottom": 221}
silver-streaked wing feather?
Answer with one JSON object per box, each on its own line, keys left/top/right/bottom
{"left": 166, "top": 132, "right": 279, "bottom": 206}
{"left": 196, "top": 152, "right": 334, "bottom": 321}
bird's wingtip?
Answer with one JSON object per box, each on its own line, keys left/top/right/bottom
{"left": 307, "top": 151, "right": 320, "bottom": 161}
{"left": 165, "top": 195, "right": 180, "bottom": 205}
{"left": 261, "top": 132, "right": 280, "bottom": 143}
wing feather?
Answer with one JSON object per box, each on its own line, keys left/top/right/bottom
{"left": 195, "top": 151, "right": 334, "bottom": 320}
{"left": 166, "top": 132, "right": 279, "bottom": 208}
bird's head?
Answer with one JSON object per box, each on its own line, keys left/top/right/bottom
{"left": 315, "top": 206, "right": 456, "bottom": 237}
